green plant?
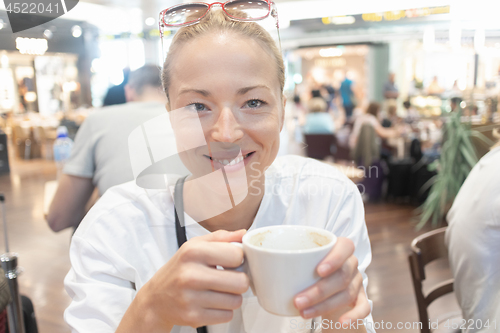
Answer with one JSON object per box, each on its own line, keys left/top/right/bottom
{"left": 417, "top": 110, "right": 494, "bottom": 229}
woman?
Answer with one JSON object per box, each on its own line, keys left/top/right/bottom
{"left": 348, "top": 102, "right": 396, "bottom": 151}
{"left": 64, "top": 4, "right": 373, "bottom": 333}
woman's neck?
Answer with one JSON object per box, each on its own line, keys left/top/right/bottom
{"left": 183, "top": 175, "right": 266, "bottom": 232}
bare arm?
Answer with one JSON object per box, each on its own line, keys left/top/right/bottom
{"left": 373, "top": 121, "right": 397, "bottom": 139}
{"left": 46, "top": 174, "right": 95, "bottom": 232}
{"left": 384, "top": 91, "right": 399, "bottom": 99}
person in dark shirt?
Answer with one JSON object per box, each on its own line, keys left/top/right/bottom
{"left": 102, "top": 68, "right": 130, "bottom": 106}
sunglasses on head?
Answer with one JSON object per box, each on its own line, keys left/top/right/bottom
{"left": 160, "top": 0, "right": 278, "bottom": 28}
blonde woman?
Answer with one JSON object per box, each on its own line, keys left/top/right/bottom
{"left": 303, "top": 97, "right": 335, "bottom": 134}
{"left": 64, "top": 3, "right": 374, "bottom": 333}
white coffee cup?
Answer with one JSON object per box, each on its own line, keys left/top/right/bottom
{"left": 231, "top": 225, "right": 337, "bottom": 316}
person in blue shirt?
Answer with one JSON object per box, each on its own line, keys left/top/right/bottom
{"left": 303, "top": 97, "right": 335, "bottom": 134}
{"left": 340, "top": 74, "right": 355, "bottom": 121}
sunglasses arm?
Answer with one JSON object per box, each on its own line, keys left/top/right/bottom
{"left": 270, "top": 1, "right": 279, "bottom": 29}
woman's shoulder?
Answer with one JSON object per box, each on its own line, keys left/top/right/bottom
{"left": 74, "top": 180, "right": 174, "bottom": 239}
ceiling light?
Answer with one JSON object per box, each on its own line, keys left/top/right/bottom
{"left": 319, "top": 48, "right": 343, "bottom": 57}
{"left": 71, "top": 25, "right": 82, "bottom": 38}
{"left": 24, "top": 92, "right": 37, "bottom": 102}
{"left": 16, "top": 37, "right": 48, "bottom": 55}
{"left": 328, "top": 16, "right": 355, "bottom": 25}
{"left": 145, "top": 17, "right": 155, "bottom": 26}
{"left": 43, "top": 29, "right": 53, "bottom": 39}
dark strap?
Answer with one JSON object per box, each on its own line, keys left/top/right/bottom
{"left": 174, "top": 176, "right": 187, "bottom": 249}
{"left": 174, "top": 177, "right": 208, "bottom": 333}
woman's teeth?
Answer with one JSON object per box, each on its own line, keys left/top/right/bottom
{"left": 210, "top": 153, "right": 251, "bottom": 166}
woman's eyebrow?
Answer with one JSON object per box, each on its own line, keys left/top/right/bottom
{"left": 237, "top": 85, "right": 270, "bottom": 95}
{"left": 178, "top": 85, "right": 270, "bottom": 97}
{"left": 179, "top": 88, "right": 211, "bottom": 97}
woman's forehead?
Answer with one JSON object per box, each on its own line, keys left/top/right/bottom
{"left": 169, "top": 33, "right": 281, "bottom": 95}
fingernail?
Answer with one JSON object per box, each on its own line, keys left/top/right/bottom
{"left": 318, "top": 263, "right": 331, "bottom": 276}
{"left": 295, "top": 296, "right": 309, "bottom": 309}
{"left": 303, "top": 308, "right": 315, "bottom": 319}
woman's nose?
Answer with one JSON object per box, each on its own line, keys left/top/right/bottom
{"left": 211, "top": 107, "right": 243, "bottom": 143}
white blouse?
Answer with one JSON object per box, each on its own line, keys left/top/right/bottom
{"left": 64, "top": 155, "right": 375, "bottom": 333}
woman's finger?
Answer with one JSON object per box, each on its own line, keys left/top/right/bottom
{"left": 316, "top": 237, "right": 355, "bottom": 278}
{"left": 294, "top": 255, "right": 358, "bottom": 310}
{"left": 298, "top": 272, "right": 364, "bottom": 319}
{"left": 181, "top": 241, "right": 245, "bottom": 268}
{"left": 193, "top": 229, "right": 246, "bottom": 243}
{"left": 184, "top": 266, "right": 249, "bottom": 295}
{"left": 338, "top": 288, "right": 371, "bottom": 325}
{"left": 198, "top": 290, "right": 243, "bottom": 310}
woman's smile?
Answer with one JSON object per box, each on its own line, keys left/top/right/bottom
{"left": 203, "top": 151, "right": 256, "bottom": 172}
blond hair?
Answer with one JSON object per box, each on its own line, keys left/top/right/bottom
{"left": 161, "top": 9, "right": 284, "bottom": 98}
{"left": 307, "top": 97, "right": 327, "bottom": 113}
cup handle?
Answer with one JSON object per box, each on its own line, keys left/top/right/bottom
{"left": 228, "top": 242, "right": 256, "bottom": 295}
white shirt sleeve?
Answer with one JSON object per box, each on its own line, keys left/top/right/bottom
{"left": 326, "top": 182, "right": 375, "bottom": 333}
{"left": 64, "top": 236, "right": 136, "bottom": 333}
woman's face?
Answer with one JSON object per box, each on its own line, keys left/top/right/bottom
{"left": 168, "top": 31, "right": 284, "bottom": 192}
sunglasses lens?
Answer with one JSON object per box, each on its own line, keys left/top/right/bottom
{"left": 163, "top": 4, "right": 209, "bottom": 26}
{"left": 224, "top": 0, "right": 270, "bottom": 20}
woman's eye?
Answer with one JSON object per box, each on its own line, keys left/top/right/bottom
{"left": 246, "top": 99, "right": 264, "bottom": 108}
{"left": 188, "top": 103, "right": 208, "bottom": 112}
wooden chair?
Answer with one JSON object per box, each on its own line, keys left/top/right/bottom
{"left": 13, "top": 125, "right": 32, "bottom": 160}
{"left": 408, "top": 227, "right": 455, "bottom": 333}
{"left": 331, "top": 134, "right": 351, "bottom": 161}
{"left": 304, "top": 134, "right": 335, "bottom": 160}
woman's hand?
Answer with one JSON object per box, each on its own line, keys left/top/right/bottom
{"left": 293, "top": 237, "right": 370, "bottom": 326}
{"left": 117, "top": 230, "right": 249, "bottom": 332}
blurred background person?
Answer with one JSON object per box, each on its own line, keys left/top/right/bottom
{"left": 383, "top": 73, "right": 399, "bottom": 121}
{"left": 383, "top": 73, "right": 399, "bottom": 100}
{"left": 450, "top": 97, "right": 462, "bottom": 112}
{"left": 349, "top": 102, "right": 397, "bottom": 202}
{"left": 445, "top": 129, "right": 500, "bottom": 332}
{"left": 339, "top": 70, "right": 356, "bottom": 122}
{"left": 102, "top": 68, "right": 130, "bottom": 106}
{"left": 427, "top": 76, "right": 444, "bottom": 96}
{"left": 47, "top": 65, "right": 172, "bottom": 232}
{"left": 303, "top": 97, "right": 335, "bottom": 134}
{"left": 349, "top": 102, "right": 398, "bottom": 151}
{"left": 382, "top": 105, "right": 400, "bottom": 128}
{"left": 403, "top": 100, "right": 419, "bottom": 123}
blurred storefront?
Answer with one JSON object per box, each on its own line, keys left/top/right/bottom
{"left": 282, "top": 3, "right": 500, "bottom": 118}
{"left": 0, "top": 10, "right": 98, "bottom": 116}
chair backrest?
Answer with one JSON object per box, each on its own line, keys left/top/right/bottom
{"left": 32, "top": 126, "right": 45, "bottom": 143}
{"left": 408, "top": 227, "right": 454, "bottom": 333}
{"left": 304, "top": 134, "right": 335, "bottom": 160}
{"left": 352, "top": 123, "right": 379, "bottom": 168}
{"left": 331, "top": 134, "right": 351, "bottom": 161}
